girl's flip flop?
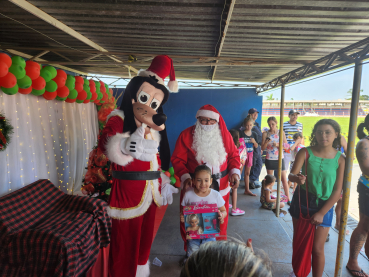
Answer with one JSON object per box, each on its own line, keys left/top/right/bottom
{"left": 346, "top": 266, "right": 369, "bottom": 277}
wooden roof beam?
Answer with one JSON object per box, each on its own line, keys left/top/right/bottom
{"left": 211, "top": 0, "right": 236, "bottom": 82}
{"left": 29, "top": 50, "right": 49, "bottom": 61}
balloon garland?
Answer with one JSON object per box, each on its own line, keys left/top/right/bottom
{"left": 0, "top": 112, "right": 14, "bottom": 151}
{"left": 0, "top": 53, "right": 115, "bottom": 105}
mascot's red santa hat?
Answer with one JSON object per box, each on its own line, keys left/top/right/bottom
{"left": 138, "top": 55, "right": 178, "bottom": 93}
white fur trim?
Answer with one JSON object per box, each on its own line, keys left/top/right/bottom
{"left": 107, "top": 186, "right": 153, "bottom": 220}
{"left": 105, "top": 132, "right": 134, "bottom": 166}
{"left": 136, "top": 261, "right": 150, "bottom": 277}
{"left": 106, "top": 109, "right": 124, "bottom": 122}
{"left": 150, "top": 129, "right": 161, "bottom": 143}
{"left": 220, "top": 186, "right": 231, "bottom": 197}
{"left": 138, "top": 70, "right": 164, "bottom": 85}
{"left": 229, "top": 168, "right": 241, "bottom": 179}
{"left": 196, "top": 110, "right": 219, "bottom": 121}
{"left": 168, "top": 80, "right": 178, "bottom": 92}
{"left": 180, "top": 173, "right": 191, "bottom": 189}
{"left": 151, "top": 155, "right": 163, "bottom": 206}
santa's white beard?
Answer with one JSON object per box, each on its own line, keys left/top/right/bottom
{"left": 192, "top": 121, "right": 227, "bottom": 168}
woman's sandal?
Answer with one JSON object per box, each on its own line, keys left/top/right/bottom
{"left": 346, "top": 266, "right": 369, "bottom": 277}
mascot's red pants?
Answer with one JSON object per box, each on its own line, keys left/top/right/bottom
{"left": 179, "top": 189, "right": 230, "bottom": 252}
{"left": 109, "top": 203, "right": 157, "bottom": 277}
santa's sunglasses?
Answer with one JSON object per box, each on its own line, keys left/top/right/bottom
{"left": 198, "top": 117, "right": 217, "bottom": 125}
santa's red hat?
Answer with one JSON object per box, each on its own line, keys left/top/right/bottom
{"left": 196, "top": 104, "right": 231, "bottom": 143}
{"left": 138, "top": 55, "right": 178, "bottom": 93}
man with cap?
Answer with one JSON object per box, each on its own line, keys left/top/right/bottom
{"left": 171, "top": 104, "right": 241, "bottom": 251}
{"left": 248, "top": 108, "right": 262, "bottom": 189}
{"left": 283, "top": 109, "right": 303, "bottom": 175}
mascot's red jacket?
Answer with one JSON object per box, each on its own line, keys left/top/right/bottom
{"left": 99, "top": 72, "right": 177, "bottom": 277}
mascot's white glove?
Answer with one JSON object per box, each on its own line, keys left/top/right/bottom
{"left": 120, "top": 125, "right": 158, "bottom": 161}
{"left": 161, "top": 173, "right": 179, "bottom": 205}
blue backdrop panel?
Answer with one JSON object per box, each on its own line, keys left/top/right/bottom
{"left": 164, "top": 88, "right": 262, "bottom": 156}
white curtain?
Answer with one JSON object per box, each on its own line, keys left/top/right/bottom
{"left": 0, "top": 90, "right": 99, "bottom": 197}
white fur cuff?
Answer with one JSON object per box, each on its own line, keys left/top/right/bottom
{"left": 136, "top": 260, "right": 150, "bottom": 277}
{"left": 220, "top": 186, "right": 231, "bottom": 197}
{"left": 105, "top": 132, "right": 134, "bottom": 166}
{"left": 229, "top": 168, "right": 241, "bottom": 179}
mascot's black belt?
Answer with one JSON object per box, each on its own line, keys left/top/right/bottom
{"left": 190, "top": 169, "right": 228, "bottom": 192}
{"left": 112, "top": 171, "right": 160, "bottom": 180}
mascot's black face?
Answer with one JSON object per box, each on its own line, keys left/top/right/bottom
{"left": 132, "top": 82, "right": 166, "bottom": 133}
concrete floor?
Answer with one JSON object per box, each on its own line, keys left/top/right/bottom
{"left": 149, "top": 182, "right": 369, "bottom": 277}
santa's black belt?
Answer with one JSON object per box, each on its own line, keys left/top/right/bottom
{"left": 112, "top": 171, "right": 160, "bottom": 180}
{"left": 190, "top": 169, "right": 228, "bottom": 192}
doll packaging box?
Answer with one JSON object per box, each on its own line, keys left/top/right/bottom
{"left": 183, "top": 204, "right": 220, "bottom": 239}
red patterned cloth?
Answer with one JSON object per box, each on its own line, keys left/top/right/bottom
{"left": 0, "top": 179, "right": 111, "bottom": 277}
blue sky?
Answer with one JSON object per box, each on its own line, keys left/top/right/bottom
{"left": 260, "top": 63, "right": 369, "bottom": 101}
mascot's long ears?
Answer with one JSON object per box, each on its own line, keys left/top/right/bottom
{"left": 157, "top": 106, "right": 170, "bottom": 171}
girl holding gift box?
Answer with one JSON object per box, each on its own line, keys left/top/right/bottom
{"left": 181, "top": 165, "right": 227, "bottom": 258}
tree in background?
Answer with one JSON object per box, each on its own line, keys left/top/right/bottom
{"left": 266, "top": 94, "right": 275, "bottom": 100}
{"left": 346, "top": 88, "right": 368, "bottom": 100}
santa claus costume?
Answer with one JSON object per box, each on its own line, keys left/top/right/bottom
{"left": 171, "top": 105, "right": 241, "bottom": 250}
{"left": 99, "top": 55, "right": 178, "bottom": 277}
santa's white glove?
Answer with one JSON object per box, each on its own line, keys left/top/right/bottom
{"left": 120, "top": 126, "right": 158, "bottom": 162}
{"left": 161, "top": 182, "right": 179, "bottom": 206}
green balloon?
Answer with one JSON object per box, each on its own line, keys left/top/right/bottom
{"left": 94, "top": 81, "right": 101, "bottom": 88}
{"left": 45, "top": 80, "right": 57, "bottom": 92}
{"left": 68, "top": 88, "right": 78, "bottom": 99}
{"left": 9, "top": 64, "right": 26, "bottom": 79}
{"left": 83, "top": 78, "right": 89, "bottom": 86}
{"left": 97, "top": 92, "right": 103, "bottom": 100}
{"left": 31, "top": 88, "right": 45, "bottom": 96}
{"left": 65, "top": 80, "right": 75, "bottom": 90}
{"left": 11, "top": 56, "right": 26, "bottom": 68}
{"left": 40, "top": 68, "right": 52, "bottom": 82}
{"left": 67, "top": 75, "right": 75, "bottom": 83}
{"left": 55, "top": 96, "right": 67, "bottom": 101}
{"left": 170, "top": 176, "right": 176, "bottom": 185}
{"left": 76, "top": 99, "right": 84, "bottom": 104}
{"left": 43, "top": 66, "right": 57, "bottom": 79}
{"left": 168, "top": 167, "right": 175, "bottom": 176}
{"left": 1, "top": 84, "right": 18, "bottom": 95}
{"left": 83, "top": 84, "right": 90, "bottom": 93}
{"left": 86, "top": 91, "right": 92, "bottom": 100}
{"left": 17, "top": 75, "right": 32, "bottom": 89}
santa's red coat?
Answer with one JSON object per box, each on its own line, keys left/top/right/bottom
{"left": 171, "top": 125, "right": 240, "bottom": 249}
{"left": 98, "top": 111, "right": 163, "bottom": 277}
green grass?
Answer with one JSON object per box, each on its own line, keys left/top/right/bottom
{"left": 261, "top": 116, "right": 362, "bottom": 163}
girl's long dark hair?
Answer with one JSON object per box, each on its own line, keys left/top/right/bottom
{"left": 261, "top": 174, "right": 276, "bottom": 191}
{"left": 357, "top": 114, "right": 369, "bottom": 139}
{"left": 229, "top": 129, "right": 240, "bottom": 148}
{"left": 309, "top": 119, "right": 341, "bottom": 149}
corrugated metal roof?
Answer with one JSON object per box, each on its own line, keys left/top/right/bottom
{"left": 1, "top": 0, "right": 369, "bottom": 82}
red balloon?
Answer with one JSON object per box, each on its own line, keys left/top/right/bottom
{"left": 90, "top": 92, "right": 97, "bottom": 101}
{"left": 53, "top": 76, "right": 66, "bottom": 88}
{"left": 101, "top": 92, "right": 108, "bottom": 102}
{"left": 43, "top": 91, "right": 57, "bottom": 100}
{"left": 57, "top": 86, "right": 69, "bottom": 98}
{"left": 90, "top": 86, "right": 96, "bottom": 93}
{"left": 25, "top": 64, "right": 40, "bottom": 80}
{"left": 100, "top": 85, "right": 106, "bottom": 93}
{"left": 83, "top": 98, "right": 90, "bottom": 104}
{"left": 65, "top": 97, "right": 77, "bottom": 103}
{"left": 94, "top": 98, "right": 100, "bottom": 104}
{"left": 0, "top": 53, "right": 12, "bottom": 67}
{"left": 32, "top": 76, "right": 46, "bottom": 90}
{"left": 77, "top": 89, "right": 87, "bottom": 100}
{"left": 0, "top": 61, "right": 9, "bottom": 78}
{"left": 18, "top": 86, "right": 32, "bottom": 95}
{"left": 56, "top": 69, "right": 67, "bottom": 81}
{"left": 74, "top": 82, "right": 83, "bottom": 92}
{"left": 75, "top": 76, "right": 84, "bottom": 84}
{"left": 0, "top": 72, "right": 17, "bottom": 88}
{"left": 26, "top": 60, "right": 40, "bottom": 70}
{"left": 89, "top": 79, "right": 96, "bottom": 86}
